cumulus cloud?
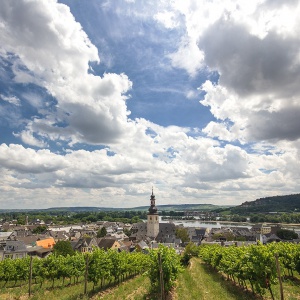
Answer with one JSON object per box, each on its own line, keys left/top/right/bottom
{"left": 0, "top": 0, "right": 300, "bottom": 208}
{"left": 0, "top": 0, "right": 133, "bottom": 146}
{"left": 202, "top": 121, "right": 235, "bottom": 142}
{"left": 199, "top": 18, "right": 300, "bottom": 99}
{"left": 0, "top": 144, "right": 67, "bottom": 173}
{"left": 0, "top": 118, "right": 300, "bottom": 208}
{"left": 163, "top": 0, "right": 300, "bottom": 142}
{"left": 249, "top": 106, "right": 300, "bottom": 141}
{"left": 13, "top": 130, "right": 47, "bottom": 148}
{"left": 168, "top": 37, "right": 204, "bottom": 77}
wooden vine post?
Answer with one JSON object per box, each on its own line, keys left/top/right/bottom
{"left": 158, "top": 252, "right": 165, "bottom": 300}
{"left": 28, "top": 255, "right": 33, "bottom": 296}
{"left": 275, "top": 253, "right": 284, "bottom": 300}
{"left": 84, "top": 255, "right": 89, "bottom": 295}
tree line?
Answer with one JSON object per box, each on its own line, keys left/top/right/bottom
{"left": 0, "top": 210, "right": 147, "bottom": 225}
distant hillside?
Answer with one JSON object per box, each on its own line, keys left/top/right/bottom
{"left": 231, "top": 193, "right": 300, "bottom": 214}
{"left": 130, "top": 203, "right": 232, "bottom": 211}
{"left": 0, "top": 204, "right": 232, "bottom": 213}
{"left": 45, "top": 203, "right": 231, "bottom": 212}
{"left": 45, "top": 207, "right": 117, "bottom": 212}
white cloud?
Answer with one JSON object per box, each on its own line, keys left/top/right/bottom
{"left": 0, "top": 0, "right": 134, "bottom": 146}
{"left": 13, "top": 130, "right": 47, "bottom": 148}
{"left": 0, "top": 128, "right": 299, "bottom": 208}
{"left": 202, "top": 121, "right": 235, "bottom": 142}
{"left": 0, "top": 143, "right": 67, "bottom": 173}
{"left": 154, "top": 11, "right": 179, "bottom": 29}
{"left": 164, "top": 0, "right": 300, "bottom": 142}
{"left": 168, "top": 36, "right": 204, "bottom": 77}
{"left": 0, "top": 94, "right": 21, "bottom": 106}
{"left": 0, "top": 0, "right": 300, "bottom": 208}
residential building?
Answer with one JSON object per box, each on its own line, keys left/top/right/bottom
{"left": 251, "top": 223, "right": 272, "bottom": 235}
{"left": 98, "top": 238, "right": 121, "bottom": 251}
{"left": 36, "top": 237, "right": 56, "bottom": 249}
{"left": 71, "top": 237, "right": 98, "bottom": 253}
{"left": 0, "top": 240, "right": 28, "bottom": 260}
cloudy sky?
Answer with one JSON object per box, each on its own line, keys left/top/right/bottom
{"left": 0, "top": 0, "right": 300, "bottom": 209}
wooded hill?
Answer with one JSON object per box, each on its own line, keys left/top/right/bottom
{"left": 130, "top": 203, "right": 231, "bottom": 211}
{"left": 231, "top": 193, "right": 300, "bottom": 214}
{"left": 0, "top": 203, "right": 232, "bottom": 213}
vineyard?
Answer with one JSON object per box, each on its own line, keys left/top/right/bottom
{"left": 198, "top": 242, "right": 300, "bottom": 299}
{"left": 0, "top": 245, "right": 181, "bottom": 299}
{"left": 1, "top": 242, "right": 300, "bottom": 299}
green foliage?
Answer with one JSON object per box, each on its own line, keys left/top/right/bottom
{"left": 96, "top": 227, "right": 107, "bottom": 238}
{"left": 32, "top": 225, "right": 47, "bottom": 234}
{"left": 88, "top": 249, "right": 113, "bottom": 286}
{"left": 199, "top": 242, "right": 300, "bottom": 297}
{"left": 276, "top": 229, "right": 298, "bottom": 240}
{"left": 181, "top": 242, "right": 199, "bottom": 266}
{"left": 0, "top": 210, "right": 147, "bottom": 226}
{"left": 249, "top": 213, "right": 300, "bottom": 224}
{"left": 123, "top": 228, "right": 131, "bottom": 237}
{"left": 0, "top": 248, "right": 149, "bottom": 291}
{"left": 232, "top": 193, "right": 300, "bottom": 214}
{"left": 148, "top": 245, "right": 182, "bottom": 295}
{"left": 53, "top": 240, "right": 74, "bottom": 256}
{"left": 175, "top": 227, "right": 190, "bottom": 243}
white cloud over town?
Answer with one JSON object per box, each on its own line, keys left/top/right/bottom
{"left": 0, "top": 0, "right": 299, "bottom": 208}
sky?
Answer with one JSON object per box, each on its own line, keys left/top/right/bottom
{"left": 0, "top": 0, "right": 300, "bottom": 209}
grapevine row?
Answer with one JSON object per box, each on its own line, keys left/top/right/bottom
{"left": 0, "top": 245, "right": 181, "bottom": 297}
{"left": 198, "top": 242, "right": 300, "bottom": 297}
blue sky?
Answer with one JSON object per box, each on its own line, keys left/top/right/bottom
{"left": 0, "top": 0, "right": 300, "bottom": 209}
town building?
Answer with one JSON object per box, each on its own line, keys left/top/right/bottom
{"left": 147, "top": 188, "right": 160, "bottom": 239}
{"left": 251, "top": 223, "right": 272, "bottom": 235}
{"left": 0, "top": 240, "right": 28, "bottom": 260}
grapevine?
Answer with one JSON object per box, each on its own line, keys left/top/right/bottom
{"left": 199, "top": 242, "right": 300, "bottom": 298}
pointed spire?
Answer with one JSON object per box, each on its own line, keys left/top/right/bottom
{"left": 148, "top": 187, "right": 158, "bottom": 214}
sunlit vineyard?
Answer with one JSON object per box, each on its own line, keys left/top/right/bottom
{"left": 0, "top": 245, "right": 181, "bottom": 298}
{"left": 199, "top": 242, "right": 300, "bottom": 298}
{"left": 1, "top": 242, "right": 300, "bottom": 299}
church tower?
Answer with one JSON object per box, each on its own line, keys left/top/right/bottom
{"left": 147, "top": 188, "right": 159, "bottom": 239}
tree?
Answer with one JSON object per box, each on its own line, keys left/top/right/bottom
{"left": 181, "top": 242, "right": 199, "bottom": 265}
{"left": 131, "top": 216, "right": 141, "bottom": 223}
{"left": 276, "top": 229, "right": 298, "bottom": 240}
{"left": 175, "top": 227, "right": 190, "bottom": 243}
{"left": 123, "top": 228, "right": 131, "bottom": 237}
{"left": 32, "top": 225, "right": 47, "bottom": 234}
{"left": 97, "top": 227, "right": 107, "bottom": 238}
{"left": 53, "top": 241, "right": 74, "bottom": 256}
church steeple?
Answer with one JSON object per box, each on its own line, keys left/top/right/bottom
{"left": 147, "top": 187, "right": 159, "bottom": 239}
{"left": 148, "top": 187, "right": 158, "bottom": 214}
